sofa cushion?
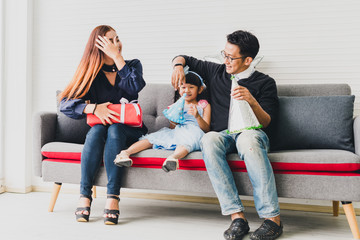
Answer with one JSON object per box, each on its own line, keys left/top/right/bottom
{"left": 41, "top": 142, "right": 360, "bottom": 172}
{"left": 269, "top": 95, "right": 355, "bottom": 152}
{"left": 42, "top": 142, "right": 83, "bottom": 160}
{"left": 268, "top": 149, "right": 360, "bottom": 172}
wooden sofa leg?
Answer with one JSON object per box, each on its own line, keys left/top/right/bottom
{"left": 333, "top": 201, "right": 340, "bottom": 217}
{"left": 342, "top": 201, "right": 360, "bottom": 239}
{"left": 48, "top": 182, "right": 62, "bottom": 212}
{"left": 92, "top": 186, "right": 97, "bottom": 198}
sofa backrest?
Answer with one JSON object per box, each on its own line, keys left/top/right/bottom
{"left": 277, "top": 84, "right": 351, "bottom": 96}
{"left": 55, "top": 83, "right": 355, "bottom": 152}
{"left": 138, "top": 83, "right": 175, "bottom": 133}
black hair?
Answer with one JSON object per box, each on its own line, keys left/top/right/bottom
{"left": 227, "top": 30, "right": 259, "bottom": 59}
{"left": 174, "top": 71, "right": 208, "bottom": 102}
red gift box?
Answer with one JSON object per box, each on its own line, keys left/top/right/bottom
{"left": 87, "top": 103, "right": 143, "bottom": 127}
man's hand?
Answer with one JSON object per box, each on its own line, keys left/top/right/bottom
{"left": 171, "top": 66, "right": 185, "bottom": 90}
{"left": 231, "top": 86, "right": 257, "bottom": 107}
{"left": 171, "top": 56, "right": 186, "bottom": 90}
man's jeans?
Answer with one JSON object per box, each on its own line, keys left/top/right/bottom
{"left": 80, "top": 123, "right": 145, "bottom": 196}
{"left": 200, "top": 129, "right": 280, "bottom": 218}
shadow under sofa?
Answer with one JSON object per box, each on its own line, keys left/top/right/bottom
{"left": 34, "top": 83, "right": 360, "bottom": 239}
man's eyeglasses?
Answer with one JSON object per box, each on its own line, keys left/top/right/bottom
{"left": 221, "top": 50, "right": 245, "bottom": 63}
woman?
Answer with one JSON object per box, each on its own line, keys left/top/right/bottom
{"left": 59, "top": 25, "right": 147, "bottom": 225}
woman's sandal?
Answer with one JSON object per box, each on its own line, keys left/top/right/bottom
{"left": 162, "top": 157, "right": 179, "bottom": 172}
{"left": 75, "top": 194, "right": 93, "bottom": 222}
{"left": 113, "top": 151, "right": 133, "bottom": 167}
{"left": 103, "top": 195, "right": 120, "bottom": 225}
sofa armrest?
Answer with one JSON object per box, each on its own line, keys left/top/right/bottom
{"left": 354, "top": 115, "right": 360, "bottom": 155}
{"left": 33, "top": 111, "right": 57, "bottom": 177}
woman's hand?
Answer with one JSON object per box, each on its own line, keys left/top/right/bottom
{"left": 95, "top": 35, "right": 122, "bottom": 60}
{"left": 231, "top": 86, "right": 257, "bottom": 107}
{"left": 187, "top": 104, "right": 200, "bottom": 118}
{"left": 94, "top": 102, "right": 120, "bottom": 125}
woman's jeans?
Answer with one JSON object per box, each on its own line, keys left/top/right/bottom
{"left": 80, "top": 123, "right": 146, "bottom": 196}
{"left": 200, "top": 129, "right": 280, "bottom": 218}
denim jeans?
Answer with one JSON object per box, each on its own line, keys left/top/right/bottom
{"left": 200, "top": 129, "right": 280, "bottom": 218}
{"left": 80, "top": 123, "right": 146, "bottom": 196}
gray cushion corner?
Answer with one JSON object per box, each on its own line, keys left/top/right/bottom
{"left": 55, "top": 91, "right": 90, "bottom": 144}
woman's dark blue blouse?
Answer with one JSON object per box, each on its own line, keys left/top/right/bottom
{"left": 60, "top": 59, "right": 145, "bottom": 119}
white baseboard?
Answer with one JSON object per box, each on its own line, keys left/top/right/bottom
{"left": 0, "top": 178, "right": 4, "bottom": 193}
{"left": 5, "top": 185, "right": 32, "bottom": 193}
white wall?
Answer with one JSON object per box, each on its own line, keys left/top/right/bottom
{"left": 1, "top": 0, "right": 356, "bottom": 191}
{"left": 2, "top": 0, "right": 33, "bottom": 192}
{"left": 32, "top": 0, "right": 360, "bottom": 116}
{"left": 0, "top": 0, "right": 4, "bottom": 192}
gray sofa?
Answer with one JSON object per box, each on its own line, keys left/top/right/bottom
{"left": 34, "top": 83, "right": 360, "bottom": 238}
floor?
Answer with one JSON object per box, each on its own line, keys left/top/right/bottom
{"left": 0, "top": 192, "right": 356, "bottom": 240}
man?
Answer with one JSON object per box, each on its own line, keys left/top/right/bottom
{"left": 171, "top": 30, "right": 283, "bottom": 240}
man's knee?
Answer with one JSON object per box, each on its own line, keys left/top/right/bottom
{"left": 236, "top": 130, "right": 262, "bottom": 152}
{"left": 200, "top": 131, "right": 223, "bottom": 149}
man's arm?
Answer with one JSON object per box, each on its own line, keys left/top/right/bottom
{"left": 250, "top": 101, "right": 271, "bottom": 128}
{"left": 171, "top": 55, "right": 222, "bottom": 90}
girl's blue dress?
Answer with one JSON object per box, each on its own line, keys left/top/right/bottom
{"left": 140, "top": 101, "right": 207, "bottom": 153}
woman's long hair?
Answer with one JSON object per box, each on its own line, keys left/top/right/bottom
{"left": 58, "top": 25, "right": 115, "bottom": 101}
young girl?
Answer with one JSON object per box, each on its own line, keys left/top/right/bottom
{"left": 114, "top": 71, "right": 211, "bottom": 172}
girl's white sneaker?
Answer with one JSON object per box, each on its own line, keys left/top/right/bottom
{"left": 162, "top": 157, "right": 179, "bottom": 172}
{"left": 114, "top": 151, "right": 133, "bottom": 167}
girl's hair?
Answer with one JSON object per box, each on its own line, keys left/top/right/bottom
{"left": 58, "top": 25, "right": 115, "bottom": 101}
{"left": 174, "top": 72, "right": 208, "bottom": 102}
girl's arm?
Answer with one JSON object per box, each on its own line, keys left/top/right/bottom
{"left": 192, "top": 104, "right": 211, "bottom": 133}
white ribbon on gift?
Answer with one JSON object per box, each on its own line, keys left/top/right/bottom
{"left": 119, "top": 98, "right": 141, "bottom": 124}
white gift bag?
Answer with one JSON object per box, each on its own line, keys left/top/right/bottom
{"left": 227, "top": 67, "right": 263, "bottom": 134}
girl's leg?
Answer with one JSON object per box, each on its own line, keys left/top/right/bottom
{"left": 168, "top": 145, "right": 189, "bottom": 159}
{"left": 123, "top": 139, "right": 153, "bottom": 156}
{"left": 162, "top": 145, "right": 189, "bottom": 172}
{"left": 114, "top": 139, "right": 152, "bottom": 167}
